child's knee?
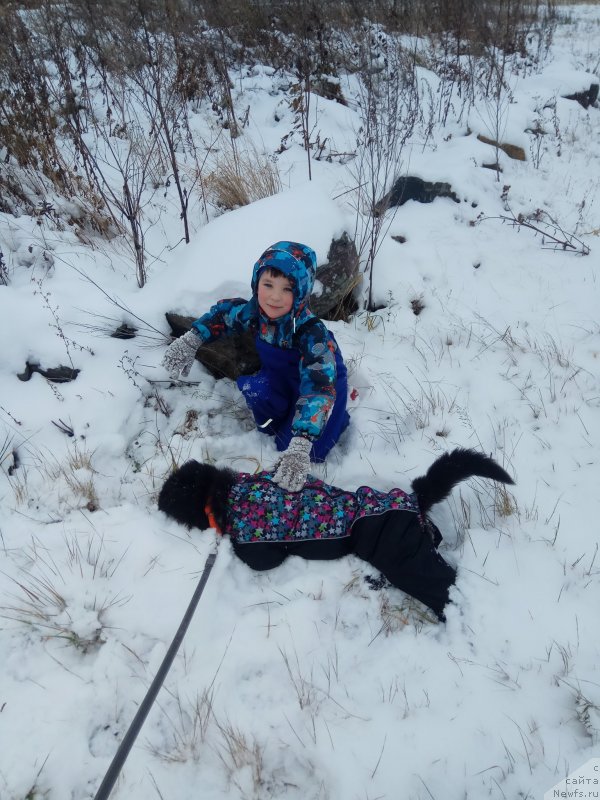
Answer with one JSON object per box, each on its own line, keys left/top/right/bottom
{"left": 238, "top": 372, "right": 292, "bottom": 421}
{"left": 237, "top": 373, "right": 269, "bottom": 404}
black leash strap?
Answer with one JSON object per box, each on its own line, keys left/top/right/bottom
{"left": 93, "top": 551, "right": 217, "bottom": 800}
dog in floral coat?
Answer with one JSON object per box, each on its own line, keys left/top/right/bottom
{"left": 158, "top": 448, "right": 513, "bottom": 620}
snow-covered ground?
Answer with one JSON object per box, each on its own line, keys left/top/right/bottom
{"left": 1, "top": 5, "right": 599, "bottom": 799}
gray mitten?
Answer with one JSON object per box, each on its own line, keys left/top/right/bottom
{"left": 273, "top": 436, "right": 312, "bottom": 492}
{"left": 161, "top": 329, "right": 201, "bottom": 379}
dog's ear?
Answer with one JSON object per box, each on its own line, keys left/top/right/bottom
{"left": 158, "top": 460, "right": 214, "bottom": 529}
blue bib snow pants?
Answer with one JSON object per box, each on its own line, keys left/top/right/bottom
{"left": 236, "top": 333, "right": 350, "bottom": 462}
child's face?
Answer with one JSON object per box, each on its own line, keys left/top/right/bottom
{"left": 257, "top": 271, "right": 294, "bottom": 320}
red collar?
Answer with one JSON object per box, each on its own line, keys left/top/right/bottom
{"left": 204, "top": 503, "right": 222, "bottom": 534}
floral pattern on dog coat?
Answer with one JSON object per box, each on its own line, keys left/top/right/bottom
{"left": 226, "top": 472, "right": 419, "bottom": 543}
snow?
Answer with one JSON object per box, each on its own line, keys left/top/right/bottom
{"left": 1, "top": 5, "right": 600, "bottom": 800}
{"left": 138, "top": 179, "right": 349, "bottom": 318}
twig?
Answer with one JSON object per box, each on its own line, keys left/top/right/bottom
{"left": 476, "top": 206, "right": 590, "bottom": 255}
{"left": 370, "top": 734, "right": 387, "bottom": 778}
{"left": 64, "top": 262, "right": 169, "bottom": 338}
{"left": 52, "top": 419, "right": 75, "bottom": 437}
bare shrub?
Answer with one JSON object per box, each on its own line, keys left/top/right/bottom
{"left": 0, "top": 0, "right": 559, "bottom": 288}
{"left": 0, "top": 5, "right": 79, "bottom": 214}
{"left": 348, "top": 34, "right": 422, "bottom": 309}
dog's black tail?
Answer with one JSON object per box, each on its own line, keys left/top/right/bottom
{"left": 411, "top": 448, "right": 514, "bottom": 516}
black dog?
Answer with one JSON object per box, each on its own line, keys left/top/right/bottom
{"left": 158, "top": 448, "right": 514, "bottom": 619}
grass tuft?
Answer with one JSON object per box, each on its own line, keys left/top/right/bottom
{"left": 207, "top": 142, "right": 282, "bottom": 210}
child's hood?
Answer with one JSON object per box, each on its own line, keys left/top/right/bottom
{"left": 251, "top": 241, "right": 317, "bottom": 315}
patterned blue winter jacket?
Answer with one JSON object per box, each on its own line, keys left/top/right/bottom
{"left": 191, "top": 241, "right": 344, "bottom": 440}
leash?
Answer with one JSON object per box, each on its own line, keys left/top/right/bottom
{"left": 92, "top": 548, "right": 218, "bottom": 800}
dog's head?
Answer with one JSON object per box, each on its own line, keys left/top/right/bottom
{"left": 158, "top": 460, "right": 222, "bottom": 530}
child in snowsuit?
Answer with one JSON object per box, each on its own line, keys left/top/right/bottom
{"left": 158, "top": 448, "right": 514, "bottom": 621}
{"left": 162, "top": 241, "right": 350, "bottom": 492}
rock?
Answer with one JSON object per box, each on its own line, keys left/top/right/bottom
{"left": 17, "top": 362, "right": 80, "bottom": 383}
{"left": 164, "top": 315, "right": 260, "bottom": 380}
{"left": 312, "top": 77, "right": 347, "bottom": 106}
{"left": 111, "top": 323, "right": 137, "bottom": 339}
{"left": 477, "top": 134, "right": 526, "bottom": 161}
{"left": 311, "top": 232, "right": 360, "bottom": 320}
{"left": 375, "top": 176, "right": 460, "bottom": 215}
{"left": 563, "top": 83, "right": 599, "bottom": 109}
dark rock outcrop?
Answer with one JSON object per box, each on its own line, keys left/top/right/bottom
{"left": 164, "top": 316, "right": 260, "bottom": 380}
{"left": 563, "top": 83, "right": 599, "bottom": 109}
{"left": 375, "top": 176, "right": 460, "bottom": 215}
{"left": 111, "top": 323, "right": 138, "bottom": 339}
{"left": 310, "top": 232, "right": 359, "bottom": 319}
{"left": 17, "top": 362, "right": 80, "bottom": 383}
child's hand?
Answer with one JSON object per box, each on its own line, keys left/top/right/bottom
{"left": 273, "top": 436, "right": 312, "bottom": 492}
{"left": 161, "top": 330, "right": 201, "bottom": 379}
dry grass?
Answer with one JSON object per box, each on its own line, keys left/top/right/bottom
{"left": 6, "top": 439, "right": 100, "bottom": 513}
{"left": 0, "top": 532, "right": 130, "bottom": 653}
{"left": 147, "top": 687, "right": 215, "bottom": 764}
{"left": 207, "top": 142, "right": 282, "bottom": 210}
{"left": 372, "top": 592, "right": 437, "bottom": 640}
{"left": 494, "top": 484, "right": 518, "bottom": 518}
{"left": 46, "top": 441, "right": 100, "bottom": 512}
{"left": 215, "top": 718, "right": 265, "bottom": 790}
